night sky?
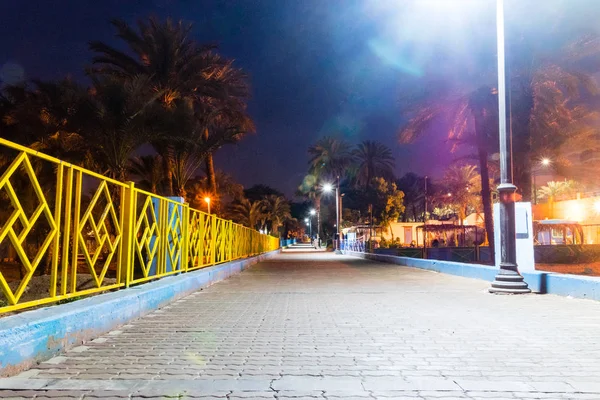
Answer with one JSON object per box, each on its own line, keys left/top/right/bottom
{"left": 1, "top": 0, "right": 599, "bottom": 196}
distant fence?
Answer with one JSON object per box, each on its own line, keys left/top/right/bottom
{"left": 0, "top": 138, "right": 279, "bottom": 314}
{"left": 534, "top": 244, "right": 600, "bottom": 264}
{"left": 340, "top": 239, "right": 365, "bottom": 252}
{"left": 341, "top": 243, "right": 493, "bottom": 264}
{"left": 375, "top": 246, "right": 492, "bottom": 264}
{"left": 280, "top": 238, "right": 297, "bottom": 247}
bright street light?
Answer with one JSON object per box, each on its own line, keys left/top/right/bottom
{"left": 322, "top": 183, "right": 333, "bottom": 193}
{"left": 533, "top": 158, "right": 552, "bottom": 205}
{"left": 310, "top": 209, "right": 316, "bottom": 216}
{"left": 204, "top": 197, "right": 211, "bottom": 215}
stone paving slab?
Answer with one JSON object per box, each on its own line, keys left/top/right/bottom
{"left": 2, "top": 252, "right": 600, "bottom": 399}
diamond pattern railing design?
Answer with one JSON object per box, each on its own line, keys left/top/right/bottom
{"left": 0, "top": 138, "right": 280, "bottom": 313}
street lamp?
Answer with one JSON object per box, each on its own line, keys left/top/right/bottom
{"left": 533, "top": 158, "right": 551, "bottom": 205}
{"left": 204, "top": 197, "right": 211, "bottom": 215}
{"left": 305, "top": 217, "right": 312, "bottom": 237}
{"left": 489, "top": 0, "right": 530, "bottom": 294}
{"left": 322, "top": 181, "right": 341, "bottom": 251}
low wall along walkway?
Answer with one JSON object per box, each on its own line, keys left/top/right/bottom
{"left": 345, "top": 250, "right": 600, "bottom": 302}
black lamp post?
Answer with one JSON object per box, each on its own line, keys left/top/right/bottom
{"left": 489, "top": 0, "right": 530, "bottom": 294}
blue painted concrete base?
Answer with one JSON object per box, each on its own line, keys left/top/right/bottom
{"left": 345, "top": 251, "right": 600, "bottom": 302}
{"left": 0, "top": 250, "right": 280, "bottom": 377}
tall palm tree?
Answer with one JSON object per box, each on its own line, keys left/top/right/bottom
{"left": 396, "top": 172, "right": 426, "bottom": 222}
{"left": 262, "top": 195, "right": 292, "bottom": 237}
{"left": 197, "top": 57, "right": 255, "bottom": 194}
{"left": 230, "top": 198, "right": 264, "bottom": 230}
{"left": 307, "top": 136, "right": 352, "bottom": 181}
{"left": 89, "top": 17, "right": 254, "bottom": 195}
{"left": 352, "top": 141, "right": 395, "bottom": 189}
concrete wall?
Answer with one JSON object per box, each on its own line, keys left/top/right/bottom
{"left": 0, "top": 250, "right": 279, "bottom": 377}
{"left": 344, "top": 250, "right": 600, "bottom": 301}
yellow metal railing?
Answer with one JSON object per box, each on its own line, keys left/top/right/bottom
{"left": 0, "top": 138, "right": 280, "bottom": 313}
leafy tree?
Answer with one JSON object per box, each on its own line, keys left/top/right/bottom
{"left": 373, "top": 177, "right": 405, "bottom": 240}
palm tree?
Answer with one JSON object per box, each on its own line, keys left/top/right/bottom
{"left": 308, "top": 136, "right": 352, "bottom": 180}
{"left": 230, "top": 198, "right": 264, "bottom": 230}
{"left": 82, "top": 76, "right": 164, "bottom": 181}
{"left": 1, "top": 79, "right": 91, "bottom": 163}
{"left": 89, "top": 17, "right": 254, "bottom": 195}
{"left": 352, "top": 141, "right": 395, "bottom": 189}
{"left": 444, "top": 165, "right": 481, "bottom": 225}
{"left": 128, "top": 155, "right": 164, "bottom": 194}
{"left": 185, "top": 170, "right": 244, "bottom": 214}
{"left": 197, "top": 57, "right": 255, "bottom": 194}
{"left": 537, "top": 180, "right": 580, "bottom": 202}
{"left": 262, "top": 195, "right": 292, "bottom": 237}
{"left": 397, "top": 173, "right": 426, "bottom": 222}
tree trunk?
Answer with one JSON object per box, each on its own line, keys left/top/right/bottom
{"left": 511, "top": 81, "right": 534, "bottom": 201}
{"left": 162, "top": 154, "right": 174, "bottom": 196}
{"left": 205, "top": 154, "right": 216, "bottom": 193}
{"left": 478, "top": 147, "right": 495, "bottom": 258}
{"left": 203, "top": 128, "right": 217, "bottom": 194}
{"left": 471, "top": 90, "right": 496, "bottom": 262}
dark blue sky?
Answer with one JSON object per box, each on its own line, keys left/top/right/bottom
{"left": 1, "top": 0, "right": 598, "bottom": 196}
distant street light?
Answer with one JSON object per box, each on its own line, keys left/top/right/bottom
{"left": 204, "top": 197, "right": 211, "bottom": 215}
{"left": 321, "top": 181, "right": 342, "bottom": 251}
{"left": 533, "top": 158, "right": 552, "bottom": 205}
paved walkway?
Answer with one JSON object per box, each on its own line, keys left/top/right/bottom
{"left": 2, "top": 252, "right": 600, "bottom": 399}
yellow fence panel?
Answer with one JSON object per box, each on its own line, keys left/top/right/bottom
{"left": 0, "top": 138, "right": 280, "bottom": 314}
